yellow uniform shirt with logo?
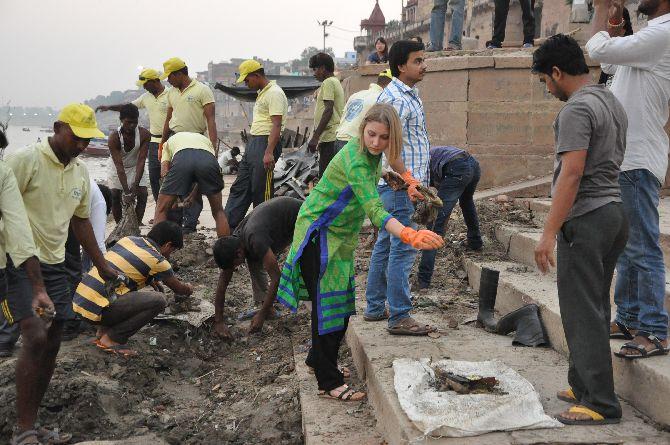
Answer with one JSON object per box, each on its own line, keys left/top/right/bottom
{"left": 250, "top": 80, "right": 288, "bottom": 136}
{"left": 161, "top": 132, "right": 215, "bottom": 163}
{"left": 73, "top": 236, "right": 174, "bottom": 321}
{"left": 0, "top": 162, "right": 38, "bottom": 269}
{"left": 336, "top": 83, "right": 383, "bottom": 142}
{"left": 132, "top": 88, "right": 170, "bottom": 143}
{"left": 314, "top": 76, "right": 345, "bottom": 143}
{"left": 167, "top": 79, "right": 215, "bottom": 134}
{"left": 6, "top": 140, "right": 90, "bottom": 265}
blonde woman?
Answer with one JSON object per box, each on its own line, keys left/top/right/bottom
{"left": 278, "top": 103, "right": 444, "bottom": 401}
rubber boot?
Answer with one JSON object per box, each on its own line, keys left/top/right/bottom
{"left": 476, "top": 267, "right": 499, "bottom": 333}
{"left": 496, "top": 304, "right": 548, "bottom": 347}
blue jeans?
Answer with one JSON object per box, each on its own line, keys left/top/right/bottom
{"left": 364, "top": 186, "right": 417, "bottom": 326}
{"left": 614, "top": 169, "right": 668, "bottom": 339}
{"left": 418, "top": 156, "right": 482, "bottom": 286}
{"left": 429, "top": 0, "right": 465, "bottom": 50}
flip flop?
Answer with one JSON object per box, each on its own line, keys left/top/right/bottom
{"left": 94, "top": 339, "right": 137, "bottom": 358}
{"left": 387, "top": 317, "right": 434, "bottom": 336}
{"left": 556, "top": 388, "right": 577, "bottom": 403}
{"left": 318, "top": 384, "right": 366, "bottom": 402}
{"left": 556, "top": 405, "right": 620, "bottom": 425}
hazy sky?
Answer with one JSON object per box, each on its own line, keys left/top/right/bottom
{"left": 0, "top": 0, "right": 401, "bottom": 108}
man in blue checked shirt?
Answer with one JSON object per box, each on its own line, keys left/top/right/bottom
{"left": 364, "top": 40, "right": 436, "bottom": 336}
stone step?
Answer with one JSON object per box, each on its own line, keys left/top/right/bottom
{"left": 464, "top": 258, "right": 670, "bottom": 427}
{"left": 474, "top": 175, "right": 552, "bottom": 201}
{"left": 493, "top": 224, "right": 670, "bottom": 312}
{"left": 346, "top": 300, "right": 670, "bottom": 444}
{"left": 513, "top": 197, "right": 670, "bottom": 269}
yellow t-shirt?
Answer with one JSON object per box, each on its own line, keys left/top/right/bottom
{"left": 0, "top": 162, "right": 37, "bottom": 269}
{"left": 6, "top": 140, "right": 90, "bottom": 264}
{"left": 167, "top": 79, "right": 215, "bottom": 134}
{"left": 161, "top": 132, "right": 215, "bottom": 162}
{"left": 132, "top": 88, "right": 170, "bottom": 143}
{"left": 314, "top": 76, "right": 345, "bottom": 143}
{"left": 250, "top": 81, "right": 288, "bottom": 136}
{"left": 336, "top": 83, "right": 383, "bottom": 142}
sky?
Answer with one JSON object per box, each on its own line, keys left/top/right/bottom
{"left": 0, "top": 0, "right": 401, "bottom": 108}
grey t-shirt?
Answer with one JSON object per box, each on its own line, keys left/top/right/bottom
{"left": 552, "top": 84, "right": 628, "bottom": 220}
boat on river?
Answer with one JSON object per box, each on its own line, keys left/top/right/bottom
{"left": 83, "top": 138, "right": 109, "bottom": 157}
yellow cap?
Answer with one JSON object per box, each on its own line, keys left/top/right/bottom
{"left": 57, "top": 103, "right": 105, "bottom": 139}
{"left": 160, "top": 57, "right": 187, "bottom": 80}
{"left": 136, "top": 68, "right": 161, "bottom": 87}
{"left": 236, "top": 59, "right": 263, "bottom": 83}
{"left": 379, "top": 69, "right": 392, "bottom": 79}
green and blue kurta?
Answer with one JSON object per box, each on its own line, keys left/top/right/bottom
{"left": 278, "top": 139, "right": 392, "bottom": 335}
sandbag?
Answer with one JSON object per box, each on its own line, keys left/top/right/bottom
{"left": 106, "top": 201, "right": 140, "bottom": 247}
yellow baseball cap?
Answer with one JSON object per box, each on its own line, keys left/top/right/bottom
{"left": 160, "top": 57, "right": 187, "bottom": 80}
{"left": 236, "top": 59, "right": 263, "bottom": 83}
{"left": 57, "top": 103, "right": 105, "bottom": 139}
{"left": 136, "top": 68, "right": 161, "bottom": 87}
{"left": 379, "top": 69, "right": 392, "bottom": 79}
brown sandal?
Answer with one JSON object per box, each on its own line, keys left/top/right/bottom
{"left": 318, "top": 384, "right": 366, "bottom": 402}
{"left": 387, "top": 317, "right": 434, "bottom": 336}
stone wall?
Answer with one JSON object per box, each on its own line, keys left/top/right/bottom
{"left": 343, "top": 52, "right": 602, "bottom": 189}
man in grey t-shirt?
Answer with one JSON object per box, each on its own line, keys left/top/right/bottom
{"left": 532, "top": 35, "right": 628, "bottom": 426}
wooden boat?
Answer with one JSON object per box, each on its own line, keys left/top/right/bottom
{"left": 214, "top": 75, "right": 320, "bottom": 102}
{"left": 83, "top": 138, "right": 109, "bottom": 157}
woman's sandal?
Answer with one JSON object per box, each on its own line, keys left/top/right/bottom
{"left": 556, "top": 388, "right": 577, "bottom": 403}
{"left": 614, "top": 333, "right": 669, "bottom": 360}
{"left": 387, "top": 317, "right": 434, "bottom": 336}
{"left": 556, "top": 405, "right": 620, "bottom": 425}
{"left": 609, "top": 321, "right": 636, "bottom": 340}
{"left": 11, "top": 430, "right": 41, "bottom": 445}
{"left": 318, "top": 384, "right": 366, "bottom": 402}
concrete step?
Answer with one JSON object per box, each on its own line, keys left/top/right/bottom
{"left": 292, "top": 336, "right": 383, "bottom": 445}
{"left": 346, "top": 301, "right": 670, "bottom": 444}
{"left": 464, "top": 258, "right": 670, "bottom": 427}
{"left": 493, "top": 223, "right": 670, "bottom": 312}
{"left": 513, "top": 197, "right": 670, "bottom": 270}
{"left": 474, "top": 175, "right": 552, "bottom": 201}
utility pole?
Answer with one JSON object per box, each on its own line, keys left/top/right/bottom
{"left": 317, "top": 19, "right": 333, "bottom": 51}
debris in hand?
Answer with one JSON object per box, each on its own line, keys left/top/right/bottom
{"left": 382, "top": 171, "right": 443, "bottom": 226}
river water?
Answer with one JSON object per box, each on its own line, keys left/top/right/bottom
{"left": 4, "top": 125, "right": 116, "bottom": 183}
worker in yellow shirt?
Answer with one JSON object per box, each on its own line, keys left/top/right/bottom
{"left": 160, "top": 57, "right": 218, "bottom": 235}
{"left": 307, "top": 53, "right": 345, "bottom": 176}
{"left": 225, "top": 59, "right": 288, "bottom": 230}
{"left": 0, "top": 104, "right": 118, "bottom": 445}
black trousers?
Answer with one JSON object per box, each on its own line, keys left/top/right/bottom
{"left": 557, "top": 202, "right": 628, "bottom": 419}
{"left": 492, "top": 0, "right": 535, "bottom": 45}
{"left": 302, "top": 235, "right": 348, "bottom": 391}
{"left": 99, "top": 291, "right": 166, "bottom": 344}
{"left": 225, "top": 135, "right": 280, "bottom": 230}
{"left": 148, "top": 142, "right": 161, "bottom": 202}
{"left": 318, "top": 141, "right": 337, "bottom": 177}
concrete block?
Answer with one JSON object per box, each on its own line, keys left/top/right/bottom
{"left": 424, "top": 101, "right": 468, "bottom": 146}
{"left": 468, "top": 68, "right": 534, "bottom": 102}
{"left": 493, "top": 55, "right": 533, "bottom": 69}
{"left": 474, "top": 176, "right": 553, "bottom": 201}
{"left": 420, "top": 70, "right": 469, "bottom": 102}
{"left": 467, "top": 102, "right": 532, "bottom": 144}
{"left": 427, "top": 55, "right": 495, "bottom": 72}
{"left": 473, "top": 154, "right": 553, "bottom": 189}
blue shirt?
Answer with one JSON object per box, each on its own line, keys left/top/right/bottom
{"left": 377, "top": 77, "right": 430, "bottom": 186}
{"left": 429, "top": 146, "right": 466, "bottom": 181}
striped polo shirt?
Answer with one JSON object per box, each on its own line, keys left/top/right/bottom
{"left": 73, "top": 236, "right": 174, "bottom": 321}
{"left": 377, "top": 77, "right": 430, "bottom": 186}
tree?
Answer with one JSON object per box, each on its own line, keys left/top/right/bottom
{"left": 291, "top": 46, "right": 336, "bottom": 74}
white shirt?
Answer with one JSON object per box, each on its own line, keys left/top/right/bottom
{"left": 218, "top": 149, "right": 235, "bottom": 175}
{"left": 586, "top": 13, "right": 670, "bottom": 184}
{"left": 89, "top": 177, "right": 108, "bottom": 254}
{"left": 336, "top": 83, "right": 383, "bottom": 142}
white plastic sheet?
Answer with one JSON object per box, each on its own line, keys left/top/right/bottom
{"left": 393, "top": 358, "right": 562, "bottom": 437}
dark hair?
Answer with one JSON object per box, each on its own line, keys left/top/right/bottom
{"left": 213, "top": 236, "right": 242, "bottom": 269}
{"left": 308, "top": 52, "right": 335, "bottom": 73}
{"left": 147, "top": 221, "right": 184, "bottom": 249}
{"left": 0, "top": 129, "right": 7, "bottom": 149}
{"left": 375, "top": 37, "right": 388, "bottom": 56}
{"left": 97, "top": 183, "right": 112, "bottom": 215}
{"left": 176, "top": 66, "right": 189, "bottom": 76}
{"left": 388, "top": 40, "right": 425, "bottom": 78}
{"left": 532, "top": 34, "right": 589, "bottom": 76}
{"left": 119, "top": 103, "right": 139, "bottom": 120}
{"left": 231, "top": 146, "right": 240, "bottom": 156}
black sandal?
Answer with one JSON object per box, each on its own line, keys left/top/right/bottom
{"left": 614, "top": 334, "right": 670, "bottom": 360}
{"left": 609, "top": 321, "right": 636, "bottom": 340}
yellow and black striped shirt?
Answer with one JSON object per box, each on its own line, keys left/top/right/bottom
{"left": 73, "top": 236, "right": 174, "bottom": 321}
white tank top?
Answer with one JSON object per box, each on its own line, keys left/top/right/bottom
{"left": 113, "top": 125, "right": 142, "bottom": 169}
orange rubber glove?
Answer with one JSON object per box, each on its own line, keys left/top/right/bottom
{"left": 400, "top": 227, "right": 445, "bottom": 250}
{"left": 401, "top": 171, "right": 425, "bottom": 202}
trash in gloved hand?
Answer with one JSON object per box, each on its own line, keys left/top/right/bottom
{"left": 382, "top": 171, "right": 443, "bottom": 226}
